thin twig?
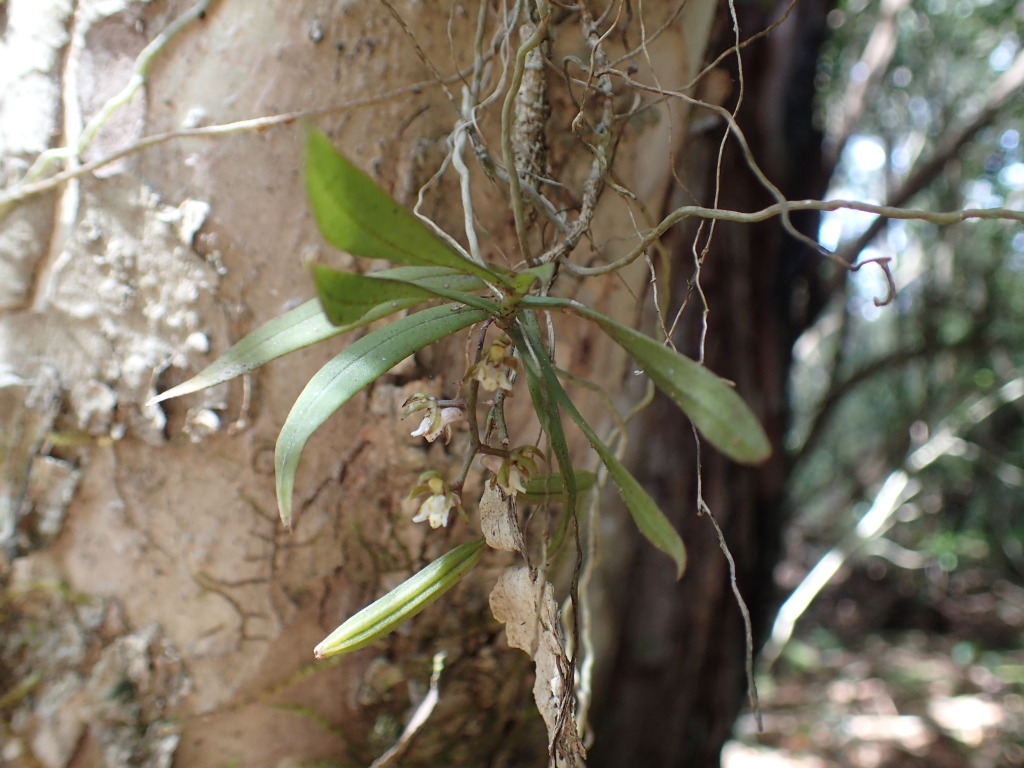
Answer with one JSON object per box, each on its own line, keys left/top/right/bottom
{"left": 377, "top": 0, "right": 461, "bottom": 114}
{"left": 22, "top": 0, "right": 220, "bottom": 184}
{"left": 0, "top": 79, "right": 464, "bottom": 218}
{"left": 561, "top": 196, "right": 1024, "bottom": 277}
{"left": 701, "top": 498, "right": 763, "bottom": 732}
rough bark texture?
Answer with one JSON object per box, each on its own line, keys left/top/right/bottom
{"left": 1, "top": 1, "right": 831, "bottom": 766}
{"left": 589, "top": 3, "right": 833, "bottom": 767}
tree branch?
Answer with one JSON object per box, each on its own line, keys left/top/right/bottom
{"left": 835, "top": 46, "right": 1024, "bottom": 264}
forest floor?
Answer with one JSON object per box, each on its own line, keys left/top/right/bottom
{"left": 725, "top": 562, "right": 1024, "bottom": 767}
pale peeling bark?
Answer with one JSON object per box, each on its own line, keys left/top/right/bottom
{"left": 0, "top": 1, "right": 760, "bottom": 767}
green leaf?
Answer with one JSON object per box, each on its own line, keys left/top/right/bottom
{"left": 510, "top": 262, "right": 555, "bottom": 296}
{"left": 312, "top": 264, "right": 499, "bottom": 325}
{"left": 276, "top": 304, "right": 489, "bottom": 528}
{"left": 509, "top": 318, "right": 578, "bottom": 555}
{"left": 314, "top": 539, "right": 486, "bottom": 659}
{"left": 518, "top": 470, "right": 597, "bottom": 505}
{"left": 148, "top": 267, "right": 480, "bottom": 405}
{"left": 521, "top": 318, "right": 687, "bottom": 577}
{"left": 522, "top": 296, "right": 772, "bottom": 465}
{"left": 306, "top": 129, "right": 510, "bottom": 287}
{"left": 148, "top": 300, "right": 332, "bottom": 405}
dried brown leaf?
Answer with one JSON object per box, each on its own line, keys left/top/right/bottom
{"left": 489, "top": 566, "right": 586, "bottom": 767}
{"left": 479, "top": 480, "right": 527, "bottom": 555}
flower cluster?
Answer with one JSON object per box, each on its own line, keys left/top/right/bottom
{"left": 467, "top": 336, "right": 518, "bottom": 392}
{"left": 407, "top": 471, "right": 463, "bottom": 529}
{"left": 403, "top": 394, "right": 464, "bottom": 444}
{"left": 480, "top": 445, "right": 545, "bottom": 497}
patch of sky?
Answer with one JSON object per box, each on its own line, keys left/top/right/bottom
{"left": 989, "top": 39, "right": 1019, "bottom": 72}
{"left": 891, "top": 144, "right": 912, "bottom": 174}
{"left": 819, "top": 137, "right": 890, "bottom": 250}
{"left": 964, "top": 179, "right": 1006, "bottom": 208}
{"left": 819, "top": 198, "right": 879, "bottom": 251}
{"left": 998, "top": 163, "right": 1024, "bottom": 190}
{"left": 908, "top": 96, "right": 931, "bottom": 130}
{"left": 892, "top": 66, "right": 912, "bottom": 88}
{"left": 1009, "top": 232, "right": 1024, "bottom": 271}
{"left": 886, "top": 223, "right": 908, "bottom": 253}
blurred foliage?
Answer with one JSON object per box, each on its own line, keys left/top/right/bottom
{"left": 789, "top": 0, "right": 1024, "bottom": 577}
{"left": 762, "top": 2, "right": 1024, "bottom": 762}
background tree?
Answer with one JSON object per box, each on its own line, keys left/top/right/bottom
{"left": 747, "top": 2, "right": 1024, "bottom": 764}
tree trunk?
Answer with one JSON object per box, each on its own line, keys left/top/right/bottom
{"left": 590, "top": 3, "right": 832, "bottom": 766}
{"left": 1, "top": 1, "right": 831, "bottom": 766}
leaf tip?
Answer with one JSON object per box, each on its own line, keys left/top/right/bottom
{"left": 674, "top": 553, "right": 687, "bottom": 580}
{"left": 146, "top": 384, "right": 184, "bottom": 406}
{"left": 735, "top": 430, "right": 773, "bottom": 466}
{"left": 278, "top": 501, "right": 293, "bottom": 531}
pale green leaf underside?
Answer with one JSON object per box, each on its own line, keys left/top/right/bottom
{"left": 522, "top": 297, "right": 772, "bottom": 465}
{"left": 314, "top": 539, "right": 486, "bottom": 658}
{"left": 276, "top": 304, "right": 489, "bottom": 527}
{"left": 149, "top": 267, "right": 479, "bottom": 405}
{"left": 305, "top": 129, "right": 509, "bottom": 287}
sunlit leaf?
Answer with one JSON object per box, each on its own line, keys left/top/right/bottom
{"left": 521, "top": 316, "right": 686, "bottom": 577}
{"left": 276, "top": 304, "right": 489, "bottom": 528}
{"left": 522, "top": 296, "right": 772, "bottom": 465}
{"left": 314, "top": 539, "right": 486, "bottom": 659}
{"left": 312, "top": 264, "right": 498, "bottom": 325}
{"left": 149, "top": 267, "right": 480, "bottom": 405}
{"left": 305, "top": 129, "right": 510, "bottom": 287}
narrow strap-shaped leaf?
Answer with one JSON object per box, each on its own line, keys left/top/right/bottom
{"left": 314, "top": 539, "right": 486, "bottom": 659}
{"left": 149, "top": 267, "right": 482, "bottom": 405}
{"left": 276, "top": 304, "right": 489, "bottom": 527}
{"left": 306, "top": 129, "right": 511, "bottom": 288}
{"left": 510, "top": 317, "right": 578, "bottom": 555}
{"left": 523, "top": 320, "right": 687, "bottom": 577}
{"left": 521, "top": 296, "right": 772, "bottom": 465}
{"left": 149, "top": 300, "right": 332, "bottom": 405}
{"left": 312, "top": 264, "right": 499, "bottom": 325}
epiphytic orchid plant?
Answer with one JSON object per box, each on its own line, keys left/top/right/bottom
{"left": 150, "top": 129, "right": 771, "bottom": 657}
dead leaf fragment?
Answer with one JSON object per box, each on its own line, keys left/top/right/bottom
{"left": 489, "top": 566, "right": 586, "bottom": 767}
{"left": 479, "top": 480, "right": 527, "bottom": 555}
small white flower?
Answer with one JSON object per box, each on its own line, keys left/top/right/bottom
{"left": 404, "top": 395, "right": 464, "bottom": 443}
{"left": 412, "top": 493, "right": 455, "bottom": 528}
{"left": 407, "top": 471, "right": 463, "bottom": 529}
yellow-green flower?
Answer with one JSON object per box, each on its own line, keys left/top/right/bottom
{"left": 480, "top": 445, "right": 545, "bottom": 497}
{"left": 467, "top": 336, "right": 517, "bottom": 392}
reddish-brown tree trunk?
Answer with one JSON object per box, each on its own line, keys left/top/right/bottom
{"left": 590, "top": 2, "right": 833, "bottom": 766}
